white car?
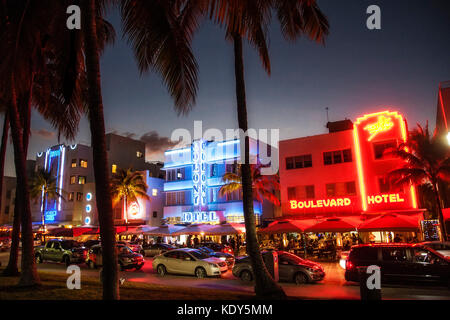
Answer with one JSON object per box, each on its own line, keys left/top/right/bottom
{"left": 152, "top": 248, "right": 228, "bottom": 278}
{"left": 422, "top": 241, "right": 450, "bottom": 258}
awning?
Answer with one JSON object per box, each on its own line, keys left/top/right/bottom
{"left": 443, "top": 208, "right": 450, "bottom": 222}
{"left": 172, "top": 224, "right": 215, "bottom": 236}
{"left": 259, "top": 219, "right": 317, "bottom": 234}
{"left": 47, "top": 227, "right": 97, "bottom": 237}
{"left": 120, "top": 225, "right": 157, "bottom": 236}
{"left": 143, "top": 225, "right": 185, "bottom": 236}
{"left": 208, "top": 223, "right": 245, "bottom": 235}
{"left": 358, "top": 213, "right": 422, "bottom": 232}
{"left": 305, "top": 217, "right": 362, "bottom": 233}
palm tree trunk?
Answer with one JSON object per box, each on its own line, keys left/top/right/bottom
{"left": 8, "top": 74, "right": 40, "bottom": 286}
{"left": 3, "top": 79, "right": 33, "bottom": 277}
{"left": 232, "top": 33, "right": 285, "bottom": 299}
{"left": 82, "top": 0, "right": 119, "bottom": 300}
{"left": 434, "top": 183, "right": 447, "bottom": 241}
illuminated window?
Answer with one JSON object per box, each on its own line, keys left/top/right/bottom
{"left": 80, "top": 159, "right": 88, "bottom": 168}
{"left": 166, "top": 191, "right": 187, "bottom": 205}
{"left": 71, "top": 159, "right": 77, "bottom": 168}
{"left": 373, "top": 140, "right": 397, "bottom": 160}
{"left": 78, "top": 176, "right": 86, "bottom": 185}
{"left": 68, "top": 192, "right": 74, "bottom": 202}
{"left": 112, "top": 164, "right": 117, "bottom": 174}
{"left": 136, "top": 151, "right": 143, "bottom": 158}
{"left": 324, "top": 149, "right": 352, "bottom": 165}
{"left": 152, "top": 189, "right": 158, "bottom": 196}
{"left": 286, "top": 154, "right": 312, "bottom": 170}
{"left": 76, "top": 192, "right": 83, "bottom": 201}
{"left": 70, "top": 176, "right": 76, "bottom": 184}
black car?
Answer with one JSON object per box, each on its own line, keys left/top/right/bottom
{"left": 195, "top": 242, "right": 234, "bottom": 255}
{"left": 344, "top": 243, "right": 450, "bottom": 287}
{"left": 233, "top": 251, "right": 325, "bottom": 285}
{"left": 196, "top": 246, "right": 235, "bottom": 268}
{"left": 83, "top": 239, "right": 100, "bottom": 249}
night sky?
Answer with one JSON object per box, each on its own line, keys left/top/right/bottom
{"left": 3, "top": 0, "right": 450, "bottom": 176}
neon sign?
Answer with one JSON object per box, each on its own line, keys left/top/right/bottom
{"left": 182, "top": 211, "right": 218, "bottom": 223}
{"left": 290, "top": 193, "right": 406, "bottom": 210}
{"left": 290, "top": 198, "right": 352, "bottom": 210}
{"left": 364, "top": 115, "right": 394, "bottom": 141}
{"left": 192, "top": 140, "right": 207, "bottom": 207}
{"left": 128, "top": 201, "right": 140, "bottom": 217}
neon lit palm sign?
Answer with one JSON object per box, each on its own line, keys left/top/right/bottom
{"left": 128, "top": 201, "right": 140, "bottom": 217}
{"left": 353, "top": 111, "right": 417, "bottom": 211}
{"left": 364, "top": 115, "right": 394, "bottom": 141}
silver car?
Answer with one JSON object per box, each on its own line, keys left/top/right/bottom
{"left": 152, "top": 248, "right": 228, "bottom": 278}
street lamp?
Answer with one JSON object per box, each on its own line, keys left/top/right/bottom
{"left": 447, "top": 132, "right": 450, "bottom": 146}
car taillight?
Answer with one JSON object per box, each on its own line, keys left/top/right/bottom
{"left": 346, "top": 260, "right": 354, "bottom": 270}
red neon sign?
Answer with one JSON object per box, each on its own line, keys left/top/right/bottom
{"left": 364, "top": 115, "right": 394, "bottom": 141}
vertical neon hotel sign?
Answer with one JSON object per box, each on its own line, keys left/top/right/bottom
{"left": 353, "top": 111, "right": 417, "bottom": 211}
{"left": 42, "top": 145, "right": 66, "bottom": 222}
{"left": 192, "top": 140, "right": 207, "bottom": 208}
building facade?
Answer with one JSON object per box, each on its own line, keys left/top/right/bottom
{"left": 279, "top": 111, "right": 419, "bottom": 220}
{"left": 162, "top": 139, "right": 276, "bottom": 225}
{"left": 32, "top": 133, "right": 164, "bottom": 227}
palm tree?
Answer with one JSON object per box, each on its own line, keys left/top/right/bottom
{"left": 387, "top": 123, "right": 450, "bottom": 241}
{"left": 29, "top": 168, "right": 65, "bottom": 233}
{"left": 111, "top": 169, "right": 150, "bottom": 227}
{"left": 209, "top": 0, "right": 329, "bottom": 298}
{"left": 219, "top": 164, "right": 280, "bottom": 206}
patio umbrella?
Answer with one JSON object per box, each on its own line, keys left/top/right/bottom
{"left": 208, "top": 223, "right": 246, "bottom": 235}
{"left": 305, "top": 217, "right": 361, "bottom": 233}
{"left": 143, "top": 225, "right": 185, "bottom": 237}
{"left": 171, "top": 224, "right": 215, "bottom": 236}
{"left": 259, "top": 219, "right": 317, "bottom": 234}
{"left": 358, "top": 213, "right": 422, "bottom": 232}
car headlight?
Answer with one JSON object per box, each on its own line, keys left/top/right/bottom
{"left": 208, "top": 263, "right": 219, "bottom": 268}
{"left": 219, "top": 257, "right": 226, "bottom": 261}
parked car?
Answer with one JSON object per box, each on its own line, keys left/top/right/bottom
{"left": 233, "top": 251, "right": 325, "bottom": 285}
{"left": 0, "top": 238, "right": 11, "bottom": 252}
{"left": 344, "top": 243, "right": 450, "bottom": 287}
{"left": 152, "top": 248, "right": 228, "bottom": 278}
{"left": 117, "top": 241, "right": 143, "bottom": 254}
{"left": 195, "top": 242, "right": 234, "bottom": 255}
{"left": 35, "top": 239, "right": 87, "bottom": 266}
{"left": 86, "top": 244, "right": 144, "bottom": 271}
{"left": 142, "top": 243, "right": 176, "bottom": 257}
{"left": 83, "top": 239, "right": 101, "bottom": 249}
{"left": 421, "top": 241, "right": 450, "bottom": 258}
{"left": 196, "top": 246, "right": 235, "bottom": 268}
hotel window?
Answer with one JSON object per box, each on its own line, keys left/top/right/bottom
{"left": 153, "top": 211, "right": 158, "bottom": 218}
{"left": 112, "top": 164, "right": 117, "bottom": 174}
{"left": 176, "top": 168, "right": 184, "bottom": 180}
{"left": 226, "top": 190, "right": 242, "bottom": 201}
{"left": 288, "top": 185, "right": 315, "bottom": 200}
{"left": 373, "top": 140, "right": 397, "bottom": 160}
{"left": 287, "top": 187, "right": 296, "bottom": 200}
{"left": 70, "top": 175, "right": 76, "bottom": 184}
{"left": 152, "top": 189, "right": 158, "bottom": 196}
{"left": 76, "top": 192, "right": 83, "bottom": 201}
{"left": 136, "top": 151, "right": 144, "bottom": 158}
{"left": 166, "top": 191, "right": 186, "bottom": 205}
{"left": 71, "top": 159, "right": 77, "bottom": 168}
{"left": 79, "top": 159, "right": 88, "bottom": 168}
{"left": 68, "top": 192, "right": 74, "bottom": 202}
{"left": 226, "top": 163, "right": 238, "bottom": 174}
{"left": 210, "top": 164, "right": 218, "bottom": 177}
{"left": 78, "top": 176, "right": 86, "bottom": 185}
{"left": 324, "top": 149, "right": 352, "bottom": 165}
{"left": 326, "top": 181, "right": 356, "bottom": 197}
{"left": 378, "top": 177, "right": 401, "bottom": 193}
{"left": 286, "top": 154, "right": 312, "bottom": 170}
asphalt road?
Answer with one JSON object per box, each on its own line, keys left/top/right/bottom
{"left": 1, "top": 252, "right": 449, "bottom": 300}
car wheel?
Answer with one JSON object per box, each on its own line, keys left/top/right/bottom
{"left": 119, "top": 262, "right": 125, "bottom": 271}
{"left": 294, "top": 272, "right": 308, "bottom": 285}
{"left": 135, "top": 264, "right": 143, "bottom": 271}
{"left": 64, "top": 255, "right": 71, "bottom": 267}
{"left": 35, "top": 254, "right": 43, "bottom": 264}
{"left": 157, "top": 264, "right": 167, "bottom": 276}
{"left": 239, "top": 270, "right": 253, "bottom": 282}
{"left": 195, "top": 267, "right": 207, "bottom": 279}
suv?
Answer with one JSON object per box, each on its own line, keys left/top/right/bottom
{"left": 86, "top": 244, "right": 144, "bottom": 271}
{"left": 344, "top": 244, "right": 450, "bottom": 287}
{"left": 142, "top": 243, "right": 176, "bottom": 257}
{"left": 233, "top": 251, "right": 325, "bottom": 285}
{"left": 35, "top": 239, "right": 87, "bottom": 266}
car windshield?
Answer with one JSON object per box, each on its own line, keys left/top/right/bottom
{"left": 189, "top": 250, "right": 210, "bottom": 260}
{"left": 429, "top": 243, "right": 450, "bottom": 250}
{"left": 117, "top": 245, "right": 133, "bottom": 254}
{"left": 61, "top": 240, "right": 81, "bottom": 249}
{"left": 280, "top": 252, "right": 304, "bottom": 265}
{"left": 198, "top": 247, "right": 214, "bottom": 254}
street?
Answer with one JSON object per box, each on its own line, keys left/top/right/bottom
{"left": 1, "top": 252, "right": 449, "bottom": 300}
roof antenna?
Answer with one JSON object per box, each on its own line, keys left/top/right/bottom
{"left": 325, "top": 107, "right": 330, "bottom": 123}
